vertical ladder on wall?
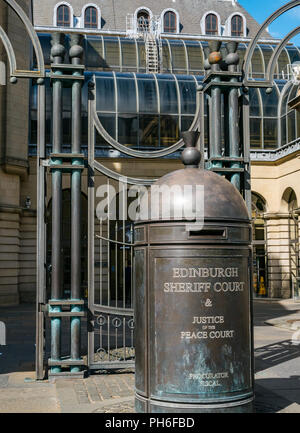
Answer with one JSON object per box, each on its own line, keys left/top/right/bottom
{"left": 126, "top": 13, "right": 162, "bottom": 74}
{"left": 145, "top": 33, "right": 160, "bottom": 74}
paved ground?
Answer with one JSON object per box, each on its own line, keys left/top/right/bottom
{"left": 0, "top": 299, "right": 300, "bottom": 413}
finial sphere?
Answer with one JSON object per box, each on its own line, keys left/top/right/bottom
{"left": 208, "top": 51, "right": 222, "bottom": 65}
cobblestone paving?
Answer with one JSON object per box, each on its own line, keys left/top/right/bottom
{"left": 55, "top": 372, "right": 135, "bottom": 412}
{"left": 2, "top": 302, "right": 300, "bottom": 413}
{"left": 72, "top": 373, "right": 135, "bottom": 403}
{"left": 93, "top": 400, "right": 135, "bottom": 413}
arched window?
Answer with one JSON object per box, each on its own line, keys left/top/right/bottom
{"left": 137, "top": 10, "right": 150, "bottom": 31}
{"left": 57, "top": 4, "right": 71, "bottom": 27}
{"left": 164, "top": 11, "right": 177, "bottom": 33}
{"left": 84, "top": 6, "right": 98, "bottom": 28}
{"left": 205, "top": 13, "right": 218, "bottom": 35}
{"left": 231, "top": 15, "right": 243, "bottom": 37}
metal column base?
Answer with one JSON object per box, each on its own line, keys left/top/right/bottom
{"left": 48, "top": 370, "right": 86, "bottom": 381}
{"left": 135, "top": 393, "right": 254, "bottom": 413}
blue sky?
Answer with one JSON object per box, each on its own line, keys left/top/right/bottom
{"left": 239, "top": 0, "right": 300, "bottom": 42}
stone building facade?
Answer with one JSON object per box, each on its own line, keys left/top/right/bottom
{"left": 0, "top": 0, "right": 34, "bottom": 305}
{"left": 33, "top": 0, "right": 270, "bottom": 38}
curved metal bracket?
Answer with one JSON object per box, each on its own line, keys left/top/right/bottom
{"left": 266, "top": 27, "right": 300, "bottom": 85}
{"left": 93, "top": 159, "right": 156, "bottom": 185}
{"left": 0, "top": 0, "right": 45, "bottom": 78}
{"left": 243, "top": 0, "right": 300, "bottom": 87}
{"left": 0, "top": 26, "right": 16, "bottom": 77}
{"left": 92, "top": 79, "right": 201, "bottom": 159}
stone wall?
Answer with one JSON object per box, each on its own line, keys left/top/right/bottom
{"left": 0, "top": 0, "right": 31, "bottom": 305}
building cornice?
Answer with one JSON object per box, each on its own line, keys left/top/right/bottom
{"left": 250, "top": 139, "right": 300, "bottom": 164}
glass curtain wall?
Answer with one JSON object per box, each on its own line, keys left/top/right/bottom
{"left": 248, "top": 83, "right": 279, "bottom": 149}
{"left": 36, "top": 34, "right": 300, "bottom": 79}
{"left": 29, "top": 72, "right": 296, "bottom": 154}
{"left": 279, "top": 82, "right": 300, "bottom": 146}
{"left": 94, "top": 72, "right": 198, "bottom": 149}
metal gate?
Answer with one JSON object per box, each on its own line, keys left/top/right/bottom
{"left": 87, "top": 75, "right": 201, "bottom": 370}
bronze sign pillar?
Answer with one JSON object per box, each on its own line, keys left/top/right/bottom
{"left": 134, "top": 133, "right": 254, "bottom": 413}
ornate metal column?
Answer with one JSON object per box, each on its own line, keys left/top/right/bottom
{"left": 208, "top": 41, "right": 222, "bottom": 170}
{"left": 48, "top": 33, "right": 85, "bottom": 378}
{"left": 226, "top": 42, "right": 241, "bottom": 191}
{"left": 201, "top": 40, "right": 249, "bottom": 208}
{"left": 49, "top": 33, "right": 65, "bottom": 374}
{"left": 69, "top": 34, "right": 85, "bottom": 373}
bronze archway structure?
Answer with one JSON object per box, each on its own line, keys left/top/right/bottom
{"left": 2, "top": 0, "right": 299, "bottom": 381}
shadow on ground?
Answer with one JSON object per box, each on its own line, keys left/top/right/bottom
{"left": 0, "top": 300, "right": 300, "bottom": 413}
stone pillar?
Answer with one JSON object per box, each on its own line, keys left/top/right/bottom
{"left": 265, "top": 213, "right": 291, "bottom": 299}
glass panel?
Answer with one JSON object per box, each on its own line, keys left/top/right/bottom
{"left": 121, "top": 40, "right": 137, "bottom": 70}
{"left": 96, "top": 114, "right": 116, "bottom": 146}
{"left": 281, "top": 84, "right": 292, "bottom": 116}
{"left": 30, "top": 113, "right": 37, "bottom": 144}
{"left": 138, "top": 115, "right": 159, "bottom": 147}
{"left": 251, "top": 47, "right": 264, "bottom": 78}
{"left": 261, "top": 88, "right": 278, "bottom": 117}
{"left": 137, "top": 76, "right": 158, "bottom": 113}
{"left": 157, "top": 76, "right": 178, "bottom": 114}
{"left": 116, "top": 75, "right": 137, "bottom": 113}
{"left": 288, "top": 110, "right": 296, "bottom": 143}
{"left": 236, "top": 43, "right": 246, "bottom": 72}
{"left": 297, "top": 110, "right": 300, "bottom": 138}
{"left": 185, "top": 41, "right": 203, "bottom": 73}
{"left": 286, "top": 47, "right": 300, "bottom": 65}
{"left": 160, "top": 115, "right": 179, "bottom": 146}
{"left": 86, "top": 37, "right": 106, "bottom": 69}
{"left": 177, "top": 77, "right": 196, "bottom": 115}
{"left": 260, "top": 45, "right": 273, "bottom": 78}
{"left": 250, "top": 118, "right": 262, "bottom": 148}
{"left": 289, "top": 84, "right": 298, "bottom": 101}
{"left": 96, "top": 75, "right": 115, "bottom": 112}
{"left": 264, "top": 118, "right": 278, "bottom": 149}
{"left": 277, "top": 49, "right": 289, "bottom": 80}
{"left": 118, "top": 115, "right": 138, "bottom": 147}
{"left": 37, "top": 34, "right": 51, "bottom": 66}
{"left": 169, "top": 40, "right": 187, "bottom": 74}
{"left": 281, "top": 115, "right": 287, "bottom": 145}
{"left": 249, "top": 88, "right": 260, "bottom": 116}
{"left": 181, "top": 115, "right": 194, "bottom": 133}
{"left": 104, "top": 37, "right": 120, "bottom": 70}
{"left": 161, "top": 40, "right": 171, "bottom": 73}
{"left": 137, "top": 40, "right": 146, "bottom": 72}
